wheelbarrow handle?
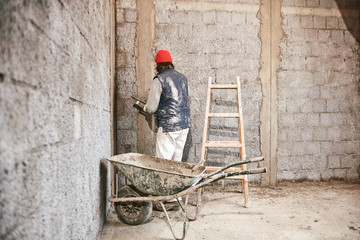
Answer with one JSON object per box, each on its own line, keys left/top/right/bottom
{"left": 204, "top": 156, "right": 264, "bottom": 179}
{"left": 191, "top": 159, "right": 205, "bottom": 173}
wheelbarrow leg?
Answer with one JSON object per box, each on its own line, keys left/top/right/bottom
{"left": 243, "top": 176, "right": 249, "bottom": 208}
{"left": 177, "top": 190, "right": 200, "bottom": 221}
{"left": 159, "top": 196, "right": 189, "bottom": 240}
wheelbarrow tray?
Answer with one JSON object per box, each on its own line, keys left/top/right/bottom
{"left": 108, "top": 153, "right": 205, "bottom": 196}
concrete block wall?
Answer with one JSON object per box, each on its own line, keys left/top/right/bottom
{"left": 278, "top": 0, "right": 360, "bottom": 181}
{"left": 115, "top": 0, "right": 138, "bottom": 154}
{"left": 115, "top": 0, "right": 359, "bottom": 183}
{"left": 0, "top": 1, "right": 111, "bottom": 239}
{"left": 155, "top": 0, "right": 263, "bottom": 173}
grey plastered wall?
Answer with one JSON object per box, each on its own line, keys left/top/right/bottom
{"left": 155, "top": 0, "right": 263, "bottom": 182}
{"left": 115, "top": 0, "right": 139, "bottom": 154}
{"left": 115, "top": 0, "right": 360, "bottom": 183}
{"left": 278, "top": 0, "right": 360, "bottom": 181}
{"left": 0, "top": 1, "right": 111, "bottom": 239}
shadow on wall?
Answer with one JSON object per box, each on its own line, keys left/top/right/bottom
{"left": 335, "top": 0, "right": 360, "bottom": 44}
{"left": 99, "top": 159, "right": 109, "bottom": 226}
{"left": 182, "top": 129, "right": 192, "bottom": 163}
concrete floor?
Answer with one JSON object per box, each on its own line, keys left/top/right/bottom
{"left": 98, "top": 182, "right": 360, "bottom": 240}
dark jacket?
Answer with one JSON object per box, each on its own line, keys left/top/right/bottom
{"left": 154, "top": 67, "right": 190, "bottom": 132}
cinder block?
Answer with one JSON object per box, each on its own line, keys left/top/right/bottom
{"left": 305, "top": 56, "right": 322, "bottom": 71}
{"left": 306, "top": 141, "right": 320, "bottom": 155}
{"left": 346, "top": 140, "right": 360, "bottom": 156}
{"left": 296, "top": 113, "right": 312, "bottom": 128}
{"left": 307, "top": 86, "right": 320, "bottom": 99}
{"left": 340, "top": 128, "right": 354, "bottom": 141}
{"left": 282, "top": 0, "right": 306, "bottom": 7}
{"left": 303, "top": 170, "right": 321, "bottom": 181}
{"left": 286, "top": 15, "right": 301, "bottom": 28}
{"left": 277, "top": 156, "right": 292, "bottom": 171}
{"left": 278, "top": 128, "right": 288, "bottom": 141}
{"left": 314, "top": 16, "right": 325, "bottom": 28}
{"left": 116, "top": 8, "right": 124, "bottom": 23}
{"left": 117, "top": 129, "right": 137, "bottom": 146}
{"left": 301, "top": 100, "right": 313, "bottom": 113}
{"left": 304, "top": 29, "right": 318, "bottom": 41}
{"left": 338, "top": 17, "right": 347, "bottom": 30}
{"left": 346, "top": 167, "right": 360, "bottom": 181}
{"left": 119, "top": 0, "right": 136, "bottom": 9}
{"left": 178, "top": 24, "right": 192, "bottom": 38}
{"left": 307, "top": 113, "right": 320, "bottom": 127}
{"left": 277, "top": 141, "right": 293, "bottom": 157}
{"left": 320, "top": 113, "right": 333, "bottom": 126}
{"left": 344, "top": 31, "right": 357, "bottom": 45}
{"left": 203, "top": 11, "right": 216, "bottom": 24}
{"left": 156, "top": 8, "right": 169, "bottom": 23}
{"left": 169, "top": 10, "right": 185, "bottom": 24}
{"left": 279, "top": 113, "right": 294, "bottom": 127}
{"left": 293, "top": 141, "right": 307, "bottom": 156}
{"left": 313, "top": 72, "right": 327, "bottom": 85}
{"left": 318, "top": 29, "right": 331, "bottom": 42}
{"left": 307, "top": 0, "right": 320, "bottom": 7}
{"left": 326, "top": 17, "right": 338, "bottom": 29}
{"left": 232, "top": 12, "right": 245, "bottom": 25}
{"left": 321, "top": 141, "right": 334, "bottom": 155}
{"left": 301, "top": 16, "right": 313, "bottom": 28}
{"left": 327, "top": 127, "right": 341, "bottom": 141}
{"left": 246, "top": 12, "right": 259, "bottom": 26}
{"left": 320, "top": 0, "right": 335, "bottom": 8}
{"left": 326, "top": 99, "right": 339, "bottom": 112}
{"left": 313, "top": 99, "right": 326, "bottom": 112}
{"left": 278, "top": 99, "right": 287, "bottom": 113}
{"left": 310, "top": 43, "right": 326, "bottom": 57}
{"left": 314, "top": 127, "right": 327, "bottom": 141}
{"left": 341, "top": 154, "right": 357, "bottom": 168}
{"left": 217, "top": 11, "right": 231, "bottom": 25}
{"left": 286, "top": 99, "right": 301, "bottom": 112}
{"left": 334, "top": 168, "right": 347, "bottom": 179}
{"left": 277, "top": 170, "right": 295, "bottom": 181}
{"left": 320, "top": 85, "right": 333, "bottom": 99}
{"left": 331, "top": 30, "right": 344, "bottom": 44}
{"left": 345, "top": 58, "right": 357, "bottom": 73}
{"left": 125, "top": 9, "right": 137, "bottom": 23}
{"left": 116, "top": 51, "right": 127, "bottom": 68}
{"left": 333, "top": 141, "right": 348, "bottom": 155}
{"left": 301, "top": 127, "right": 314, "bottom": 141}
{"left": 187, "top": 11, "right": 202, "bottom": 24}
{"left": 320, "top": 169, "right": 334, "bottom": 181}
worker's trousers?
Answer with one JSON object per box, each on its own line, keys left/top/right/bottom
{"left": 156, "top": 127, "right": 189, "bottom": 162}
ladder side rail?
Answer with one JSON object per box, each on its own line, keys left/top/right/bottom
{"left": 237, "top": 77, "right": 247, "bottom": 168}
{"left": 200, "top": 77, "right": 212, "bottom": 165}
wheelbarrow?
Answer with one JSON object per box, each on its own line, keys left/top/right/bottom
{"left": 107, "top": 153, "right": 266, "bottom": 240}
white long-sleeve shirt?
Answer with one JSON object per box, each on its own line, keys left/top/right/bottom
{"left": 143, "top": 78, "right": 162, "bottom": 114}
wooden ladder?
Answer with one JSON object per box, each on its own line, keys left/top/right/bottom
{"left": 200, "top": 76, "right": 249, "bottom": 207}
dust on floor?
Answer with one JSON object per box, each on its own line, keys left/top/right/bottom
{"left": 99, "top": 181, "right": 360, "bottom": 240}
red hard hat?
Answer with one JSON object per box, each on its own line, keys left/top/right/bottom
{"left": 155, "top": 50, "right": 172, "bottom": 63}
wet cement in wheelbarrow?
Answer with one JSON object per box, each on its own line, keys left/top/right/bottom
{"left": 99, "top": 181, "right": 360, "bottom": 240}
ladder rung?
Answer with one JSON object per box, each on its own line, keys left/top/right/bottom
{"left": 210, "top": 84, "right": 237, "bottom": 89}
{"left": 208, "top": 113, "right": 240, "bottom": 118}
{"left": 205, "top": 141, "right": 242, "bottom": 148}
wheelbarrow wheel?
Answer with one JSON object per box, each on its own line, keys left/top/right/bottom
{"left": 114, "top": 186, "right": 152, "bottom": 225}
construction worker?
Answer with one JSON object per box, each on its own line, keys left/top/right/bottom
{"left": 143, "top": 50, "right": 191, "bottom": 162}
